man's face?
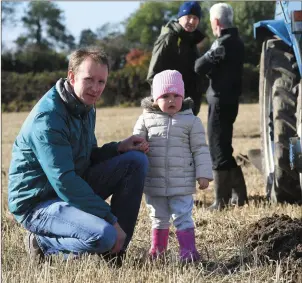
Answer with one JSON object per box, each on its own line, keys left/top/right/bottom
{"left": 68, "top": 57, "right": 108, "bottom": 106}
{"left": 178, "top": 15, "right": 199, "bottom": 32}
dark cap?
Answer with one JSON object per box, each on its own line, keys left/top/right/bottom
{"left": 178, "top": 1, "right": 202, "bottom": 20}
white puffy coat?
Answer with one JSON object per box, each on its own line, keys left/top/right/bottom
{"left": 133, "top": 97, "right": 213, "bottom": 197}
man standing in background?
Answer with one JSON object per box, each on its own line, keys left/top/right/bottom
{"left": 195, "top": 3, "right": 248, "bottom": 210}
{"left": 147, "top": 1, "right": 205, "bottom": 116}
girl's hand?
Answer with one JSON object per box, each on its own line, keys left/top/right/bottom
{"left": 197, "top": 178, "right": 209, "bottom": 190}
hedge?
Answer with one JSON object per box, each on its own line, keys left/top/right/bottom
{"left": 1, "top": 64, "right": 259, "bottom": 112}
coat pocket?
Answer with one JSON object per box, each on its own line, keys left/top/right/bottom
{"left": 184, "top": 155, "right": 195, "bottom": 187}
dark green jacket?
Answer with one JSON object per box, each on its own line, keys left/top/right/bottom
{"left": 8, "top": 79, "right": 119, "bottom": 224}
{"left": 147, "top": 20, "right": 205, "bottom": 98}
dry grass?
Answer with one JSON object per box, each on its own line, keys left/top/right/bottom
{"left": 2, "top": 104, "right": 302, "bottom": 283}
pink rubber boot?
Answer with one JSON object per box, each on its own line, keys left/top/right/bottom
{"left": 176, "top": 228, "right": 201, "bottom": 262}
{"left": 149, "top": 228, "right": 169, "bottom": 259}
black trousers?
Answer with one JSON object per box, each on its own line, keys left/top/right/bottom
{"left": 185, "top": 90, "right": 202, "bottom": 116}
{"left": 191, "top": 94, "right": 202, "bottom": 116}
{"left": 207, "top": 96, "right": 239, "bottom": 170}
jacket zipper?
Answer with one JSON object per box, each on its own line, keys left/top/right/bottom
{"left": 165, "top": 116, "right": 171, "bottom": 195}
{"left": 80, "top": 115, "right": 89, "bottom": 161}
{"left": 177, "top": 37, "right": 181, "bottom": 54}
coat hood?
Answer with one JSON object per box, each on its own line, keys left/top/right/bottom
{"left": 160, "top": 20, "right": 205, "bottom": 45}
{"left": 141, "top": 96, "right": 195, "bottom": 113}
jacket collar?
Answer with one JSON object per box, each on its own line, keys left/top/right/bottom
{"left": 162, "top": 20, "right": 205, "bottom": 45}
{"left": 141, "top": 96, "right": 194, "bottom": 114}
{"left": 220, "top": 27, "right": 238, "bottom": 37}
{"left": 56, "top": 78, "right": 93, "bottom": 117}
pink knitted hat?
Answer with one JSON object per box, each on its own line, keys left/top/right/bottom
{"left": 152, "top": 70, "right": 185, "bottom": 101}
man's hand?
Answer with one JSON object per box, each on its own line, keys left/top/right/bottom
{"left": 197, "top": 177, "right": 210, "bottom": 190}
{"left": 111, "top": 222, "right": 127, "bottom": 254}
{"left": 118, "top": 135, "right": 149, "bottom": 153}
{"left": 206, "top": 42, "right": 225, "bottom": 63}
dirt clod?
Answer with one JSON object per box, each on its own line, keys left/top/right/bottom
{"left": 242, "top": 213, "right": 302, "bottom": 264}
{"left": 223, "top": 214, "right": 302, "bottom": 277}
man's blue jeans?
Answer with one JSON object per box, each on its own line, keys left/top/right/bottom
{"left": 22, "top": 151, "right": 148, "bottom": 256}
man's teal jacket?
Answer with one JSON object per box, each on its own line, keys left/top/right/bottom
{"left": 8, "top": 79, "right": 119, "bottom": 225}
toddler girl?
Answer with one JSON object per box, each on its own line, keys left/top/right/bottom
{"left": 133, "top": 70, "right": 213, "bottom": 262}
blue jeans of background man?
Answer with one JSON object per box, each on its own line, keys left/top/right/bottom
{"left": 22, "top": 151, "right": 148, "bottom": 257}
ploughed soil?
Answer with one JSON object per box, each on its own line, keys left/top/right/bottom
{"left": 241, "top": 213, "right": 302, "bottom": 264}
{"left": 221, "top": 213, "right": 302, "bottom": 279}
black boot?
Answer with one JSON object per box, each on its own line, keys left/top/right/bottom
{"left": 208, "top": 170, "right": 232, "bottom": 211}
{"left": 100, "top": 250, "right": 126, "bottom": 268}
{"left": 230, "top": 166, "right": 248, "bottom": 206}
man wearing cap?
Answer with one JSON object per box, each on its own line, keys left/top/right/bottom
{"left": 147, "top": 1, "right": 205, "bottom": 116}
{"left": 194, "top": 3, "right": 248, "bottom": 210}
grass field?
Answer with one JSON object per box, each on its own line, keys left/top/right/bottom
{"left": 2, "top": 104, "right": 302, "bottom": 283}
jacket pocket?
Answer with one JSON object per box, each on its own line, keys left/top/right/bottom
{"left": 184, "top": 154, "right": 195, "bottom": 186}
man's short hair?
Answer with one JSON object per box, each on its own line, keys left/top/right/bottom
{"left": 68, "top": 46, "right": 109, "bottom": 75}
{"left": 210, "top": 3, "right": 233, "bottom": 28}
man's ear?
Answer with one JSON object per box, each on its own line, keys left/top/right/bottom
{"left": 215, "top": 18, "right": 221, "bottom": 28}
{"left": 68, "top": 70, "right": 75, "bottom": 86}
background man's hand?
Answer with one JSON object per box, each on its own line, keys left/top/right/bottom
{"left": 118, "top": 135, "right": 149, "bottom": 153}
{"left": 197, "top": 177, "right": 210, "bottom": 190}
{"left": 111, "top": 222, "right": 127, "bottom": 254}
{"left": 206, "top": 40, "right": 227, "bottom": 63}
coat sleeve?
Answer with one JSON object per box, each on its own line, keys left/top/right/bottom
{"left": 189, "top": 117, "right": 213, "bottom": 180}
{"left": 146, "top": 34, "right": 172, "bottom": 86}
{"left": 90, "top": 108, "right": 120, "bottom": 163}
{"left": 133, "top": 114, "right": 148, "bottom": 139}
{"left": 90, "top": 134, "right": 121, "bottom": 164}
{"left": 28, "top": 111, "right": 117, "bottom": 224}
{"left": 194, "top": 41, "right": 226, "bottom": 75}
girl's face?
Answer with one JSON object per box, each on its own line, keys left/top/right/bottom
{"left": 157, "top": 93, "right": 183, "bottom": 115}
